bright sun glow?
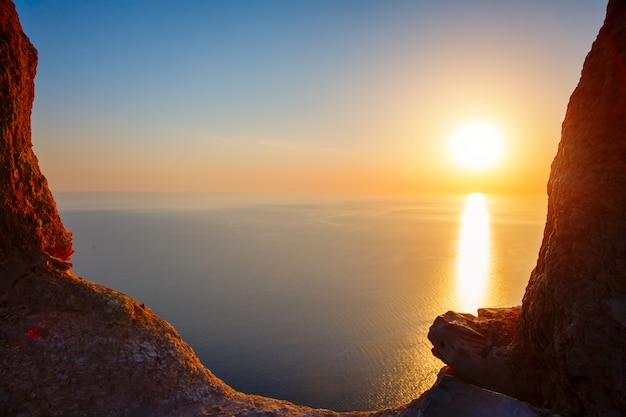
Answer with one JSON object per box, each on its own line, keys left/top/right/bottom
{"left": 449, "top": 122, "right": 505, "bottom": 171}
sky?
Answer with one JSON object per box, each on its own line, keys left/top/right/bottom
{"left": 14, "top": 0, "right": 607, "bottom": 194}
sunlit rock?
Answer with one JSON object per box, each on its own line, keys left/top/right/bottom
{"left": 0, "top": 0, "right": 72, "bottom": 263}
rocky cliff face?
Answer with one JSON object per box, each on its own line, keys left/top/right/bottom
{"left": 429, "top": 1, "right": 626, "bottom": 416}
{"left": 0, "top": 0, "right": 73, "bottom": 263}
{"left": 513, "top": 0, "right": 626, "bottom": 415}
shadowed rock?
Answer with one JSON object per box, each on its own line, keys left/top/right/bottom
{"left": 419, "top": 372, "right": 548, "bottom": 417}
{"left": 513, "top": 0, "right": 626, "bottom": 414}
{"left": 429, "top": 1, "right": 626, "bottom": 416}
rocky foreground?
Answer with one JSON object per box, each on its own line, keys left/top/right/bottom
{"left": 2, "top": 0, "right": 626, "bottom": 416}
{"left": 1, "top": 254, "right": 552, "bottom": 417}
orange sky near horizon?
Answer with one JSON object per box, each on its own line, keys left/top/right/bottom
{"left": 17, "top": 1, "right": 606, "bottom": 195}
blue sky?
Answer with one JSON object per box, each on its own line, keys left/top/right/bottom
{"left": 15, "top": 1, "right": 606, "bottom": 193}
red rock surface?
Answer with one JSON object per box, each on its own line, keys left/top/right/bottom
{"left": 514, "top": 1, "right": 626, "bottom": 415}
{"left": 0, "top": 0, "right": 73, "bottom": 262}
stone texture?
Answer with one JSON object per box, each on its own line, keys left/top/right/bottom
{"left": 512, "top": 1, "right": 626, "bottom": 415}
{"left": 428, "top": 308, "right": 523, "bottom": 399}
{"left": 429, "top": 1, "right": 626, "bottom": 416}
{"left": 0, "top": 0, "right": 73, "bottom": 263}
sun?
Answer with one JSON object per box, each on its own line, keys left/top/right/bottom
{"left": 448, "top": 122, "right": 505, "bottom": 171}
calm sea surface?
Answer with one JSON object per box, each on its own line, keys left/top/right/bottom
{"left": 55, "top": 192, "right": 547, "bottom": 411}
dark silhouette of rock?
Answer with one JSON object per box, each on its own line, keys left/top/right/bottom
{"left": 429, "top": 1, "right": 626, "bottom": 416}
{"left": 514, "top": 0, "right": 626, "bottom": 415}
{"left": 0, "top": 0, "right": 73, "bottom": 263}
{"left": 418, "top": 371, "right": 550, "bottom": 417}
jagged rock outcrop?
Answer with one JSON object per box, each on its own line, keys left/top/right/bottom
{"left": 0, "top": 0, "right": 72, "bottom": 263}
{"left": 429, "top": 1, "right": 626, "bottom": 416}
{"left": 428, "top": 308, "right": 524, "bottom": 399}
{"left": 513, "top": 0, "right": 626, "bottom": 415}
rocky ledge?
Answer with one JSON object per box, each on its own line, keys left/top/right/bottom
{"left": 2, "top": 0, "right": 625, "bottom": 416}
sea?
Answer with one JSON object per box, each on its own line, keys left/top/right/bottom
{"left": 55, "top": 192, "right": 547, "bottom": 412}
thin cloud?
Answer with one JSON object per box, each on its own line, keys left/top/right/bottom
{"left": 257, "top": 139, "right": 347, "bottom": 155}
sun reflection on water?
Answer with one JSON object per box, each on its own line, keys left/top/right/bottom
{"left": 455, "top": 193, "right": 491, "bottom": 313}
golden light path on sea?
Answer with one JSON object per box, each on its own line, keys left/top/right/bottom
{"left": 455, "top": 192, "right": 491, "bottom": 313}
